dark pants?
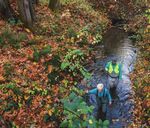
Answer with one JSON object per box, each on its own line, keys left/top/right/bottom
{"left": 89, "top": 94, "right": 108, "bottom": 120}
{"left": 96, "top": 97, "right": 108, "bottom": 120}
{"left": 106, "top": 75, "right": 119, "bottom": 99}
{"left": 106, "top": 75, "right": 119, "bottom": 90}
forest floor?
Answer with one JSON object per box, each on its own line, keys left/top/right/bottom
{"left": 0, "top": 2, "right": 110, "bottom": 127}
{"left": 130, "top": 26, "right": 150, "bottom": 127}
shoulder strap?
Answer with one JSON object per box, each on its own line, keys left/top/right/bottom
{"left": 96, "top": 89, "right": 98, "bottom": 97}
{"left": 103, "top": 88, "right": 106, "bottom": 97}
{"left": 97, "top": 88, "right": 106, "bottom": 97}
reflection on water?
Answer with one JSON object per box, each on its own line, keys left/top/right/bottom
{"left": 104, "top": 27, "right": 135, "bottom": 57}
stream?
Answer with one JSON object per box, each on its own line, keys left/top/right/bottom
{"left": 80, "top": 27, "right": 137, "bottom": 127}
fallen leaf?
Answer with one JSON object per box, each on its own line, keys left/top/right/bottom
{"left": 0, "top": 75, "right": 5, "bottom": 82}
{"left": 48, "top": 65, "right": 53, "bottom": 73}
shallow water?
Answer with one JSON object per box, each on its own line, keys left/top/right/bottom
{"left": 80, "top": 27, "right": 137, "bottom": 127}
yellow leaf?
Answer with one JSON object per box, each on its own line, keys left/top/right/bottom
{"left": 25, "top": 28, "right": 31, "bottom": 33}
{"left": 89, "top": 119, "right": 93, "bottom": 124}
{"left": 33, "top": 62, "right": 37, "bottom": 65}
{"left": 48, "top": 109, "right": 53, "bottom": 116}
{"left": 24, "top": 95, "right": 30, "bottom": 100}
{"left": 71, "top": 37, "right": 75, "bottom": 43}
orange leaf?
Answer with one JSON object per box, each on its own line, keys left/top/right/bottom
{"left": 0, "top": 75, "right": 5, "bottom": 82}
{"left": 48, "top": 65, "right": 53, "bottom": 73}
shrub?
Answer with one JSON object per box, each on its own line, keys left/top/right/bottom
{"left": 3, "top": 62, "right": 13, "bottom": 79}
{"left": 67, "top": 28, "right": 77, "bottom": 38}
{"left": 0, "top": 29, "right": 27, "bottom": 49}
{"left": 33, "top": 45, "right": 51, "bottom": 62}
{"left": 61, "top": 49, "right": 91, "bottom": 79}
{"left": 92, "top": 34, "right": 102, "bottom": 44}
{"left": 60, "top": 0, "right": 96, "bottom": 16}
{"left": 0, "top": 83, "right": 22, "bottom": 112}
{"left": 60, "top": 92, "right": 110, "bottom": 128}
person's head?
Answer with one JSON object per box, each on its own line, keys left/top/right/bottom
{"left": 97, "top": 83, "right": 104, "bottom": 92}
{"left": 112, "top": 59, "right": 117, "bottom": 65}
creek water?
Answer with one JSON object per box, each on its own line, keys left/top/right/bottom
{"left": 80, "top": 27, "right": 137, "bottom": 127}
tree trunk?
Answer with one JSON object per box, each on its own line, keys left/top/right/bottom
{"left": 48, "top": 0, "right": 60, "bottom": 10}
{"left": 0, "top": 0, "right": 16, "bottom": 19}
{"left": 17, "top": 0, "right": 35, "bottom": 28}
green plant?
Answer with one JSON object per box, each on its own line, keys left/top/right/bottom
{"left": 128, "top": 34, "right": 142, "bottom": 42}
{"left": 0, "top": 29, "right": 27, "bottom": 48}
{"left": 48, "top": 70, "right": 63, "bottom": 85}
{"left": 78, "top": 35, "right": 88, "bottom": 46}
{"left": 0, "top": 83, "right": 22, "bottom": 96}
{"left": 40, "top": 0, "right": 49, "bottom": 5}
{"left": 67, "top": 28, "right": 77, "bottom": 38}
{"left": 93, "top": 24, "right": 103, "bottom": 34}
{"left": 8, "top": 18, "right": 22, "bottom": 25}
{"left": 56, "top": 35, "right": 65, "bottom": 42}
{"left": 50, "top": 24, "right": 59, "bottom": 36}
{"left": 60, "top": 0, "right": 97, "bottom": 16}
{"left": 92, "top": 34, "right": 102, "bottom": 44}
{"left": 3, "top": 62, "right": 13, "bottom": 78}
{"left": 77, "top": 24, "right": 103, "bottom": 46}
{"left": 33, "top": 48, "right": 40, "bottom": 62}
{"left": 60, "top": 92, "right": 110, "bottom": 128}
{"left": 0, "top": 36, "right": 4, "bottom": 45}
{"left": 77, "top": 24, "right": 91, "bottom": 39}
{"left": 61, "top": 49, "right": 91, "bottom": 79}
{"left": 33, "top": 45, "right": 51, "bottom": 62}
{"left": 27, "top": 39, "right": 38, "bottom": 45}
{"left": 0, "top": 83, "right": 23, "bottom": 112}
{"left": 144, "top": 8, "right": 150, "bottom": 24}
{"left": 27, "top": 82, "right": 48, "bottom": 96}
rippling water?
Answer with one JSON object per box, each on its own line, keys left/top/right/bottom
{"left": 80, "top": 27, "right": 137, "bottom": 128}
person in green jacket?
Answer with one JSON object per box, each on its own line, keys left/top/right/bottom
{"left": 105, "top": 59, "right": 122, "bottom": 90}
{"left": 86, "top": 83, "right": 112, "bottom": 119}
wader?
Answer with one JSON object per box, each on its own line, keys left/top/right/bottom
{"left": 96, "top": 89, "right": 108, "bottom": 120}
{"left": 106, "top": 73, "right": 119, "bottom": 90}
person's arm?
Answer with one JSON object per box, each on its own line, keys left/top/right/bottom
{"left": 105, "top": 62, "right": 110, "bottom": 71}
{"left": 88, "top": 88, "right": 97, "bottom": 95}
{"left": 119, "top": 64, "right": 122, "bottom": 80}
{"left": 106, "top": 89, "right": 112, "bottom": 104}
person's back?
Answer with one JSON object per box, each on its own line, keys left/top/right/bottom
{"left": 105, "top": 59, "right": 122, "bottom": 98}
{"left": 105, "top": 59, "right": 122, "bottom": 80}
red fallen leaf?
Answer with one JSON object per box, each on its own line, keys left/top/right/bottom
{"left": 109, "top": 4, "right": 116, "bottom": 9}
{"left": 16, "top": 68, "right": 22, "bottom": 74}
{"left": 0, "top": 20, "right": 5, "bottom": 26}
{"left": 18, "top": 57, "right": 27, "bottom": 63}
{"left": 54, "top": 97, "right": 59, "bottom": 103}
{"left": 52, "top": 86, "right": 59, "bottom": 95}
{"left": 26, "top": 48, "right": 34, "bottom": 56}
{"left": 27, "top": 33, "right": 34, "bottom": 40}
{"left": 0, "top": 66, "right": 4, "bottom": 73}
{"left": 143, "top": 99, "right": 150, "bottom": 108}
